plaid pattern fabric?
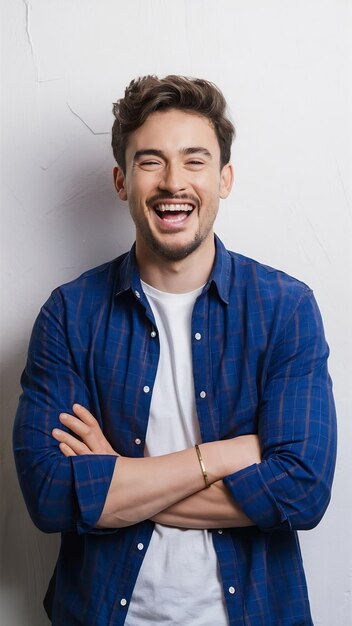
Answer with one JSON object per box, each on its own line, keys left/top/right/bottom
{"left": 13, "top": 235, "right": 336, "bottom": 625}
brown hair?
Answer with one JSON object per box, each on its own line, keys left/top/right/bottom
{"left": 112, "top": 75, "right": 235, "bottom": 173}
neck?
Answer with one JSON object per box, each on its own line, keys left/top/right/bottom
{"left": 135, "top": 234, "right": 216, "bottom": 293}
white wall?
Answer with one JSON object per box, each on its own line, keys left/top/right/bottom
{"left": 1, "top": 1, "right": 351, "bottom": 624}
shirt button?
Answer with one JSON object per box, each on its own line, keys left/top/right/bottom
{"left": 120, "top": 598, "right": 127, "bottom": 606}
{"left": 150, "top": 330, "right": 157, "bottom": 338}
{"left": 135, "top": 438, "right": 142, "bottom": 445}
{"left": 134, "top": 290, "right": 141, "bottom": 299}
{"left": 229, "top": 586, "right": 236, "bottom": 595}
{"left": 143, "top": 385, "right": 150, "bottom": 393}
{"left": 137, "top": 543, "right": 144, "bottom": 551}
{"left": 217, "top": 529, "right": 223, "bottom": 534}
{"left": 195, "top": 332, "right": 202, "bottom": 340}
{"left": 200, "top": 390, "right": 207, "bottom": 399}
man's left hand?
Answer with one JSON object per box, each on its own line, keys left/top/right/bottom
{"left": 52, "top": 404, "right": 118, "bottom": 457}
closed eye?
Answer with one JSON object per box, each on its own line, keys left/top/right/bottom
{"left": 185, "top": 159, "right": 206, "bottom": 169}
{"left": 133, "top": 150, "right": 164, "bottom": 170}
{"left": 136, "top": 160, "right": 163, "bottom": 170}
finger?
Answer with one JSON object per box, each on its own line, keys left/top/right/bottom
{"left": 52, "top": 428, "right": 92, "bottom": 455}
{"left": 59, "top": 412, "right": 102, "bottom": 451}
{"left": 59, "top": 442, "right": 77, "bottom": 457}
{"left": 61, "top": 407, "right": 117, "bottom": 455}
{"left": 59, "top": 412, "right": 90, "bottom": 438}
{"left": 72, "top": 404, "right": 97, "bottom": 426}
{"left": 60, "top": 407, "right": 100, "bottom": 441}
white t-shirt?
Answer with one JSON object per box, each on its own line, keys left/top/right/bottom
{"left": 125, "top": 282, "right": 229, "bottom": 626}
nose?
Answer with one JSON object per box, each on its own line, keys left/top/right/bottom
{"left": 158, "top": 163, "right": 186, "bottom": 194}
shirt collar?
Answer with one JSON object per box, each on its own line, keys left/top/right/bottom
{"left": 206, "top": 234, "right": 231, "bottom": 304}
{"left": 114, "top": 243, "right": 140, "bottom": 297}
{"left": 114, "top": 234, "right": 231, "bottom": 305}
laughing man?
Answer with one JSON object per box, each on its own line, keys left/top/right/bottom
{"left": 14, "top": 75, "right": 337, "bottom": 626}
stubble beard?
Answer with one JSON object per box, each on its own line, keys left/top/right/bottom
{"left": 130, "top": 196, "right": 218, "bottom": 262}
{"left": 133, "top": 208, "right": 218, "bottom": 262}
{"left": 137, "top": 221, "right": 206, "bottom": 262}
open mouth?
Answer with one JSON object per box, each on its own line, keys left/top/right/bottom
{"left": 152, "top": 202, "right": 195, "bottom": 224}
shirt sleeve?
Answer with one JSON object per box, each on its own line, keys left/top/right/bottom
{"left": 13, "top": 290, "right": 118, "bottom": 535}
{"left": 223, "top": 290, "right": 337, "bottom": 531}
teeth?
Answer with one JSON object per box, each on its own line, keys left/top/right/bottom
{"left": 154, "top": 203, "right": 194, "bottom": 212}
{"left": 163, "top": 214, "right": 189, "bottom": 223}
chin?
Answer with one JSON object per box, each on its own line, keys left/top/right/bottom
{"left": 150, "top": 235, "right": 204, "bottom": 262}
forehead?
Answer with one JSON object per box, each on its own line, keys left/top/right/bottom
{"left": 126, "top": 108, "right": 220, "bottom": 157}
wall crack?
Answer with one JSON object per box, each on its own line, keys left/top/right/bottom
{"left": 23, "top": 0, "right": 39, "bottom": 81}
{"left": 66, "top": 103, "right": 110, "bottom": 135}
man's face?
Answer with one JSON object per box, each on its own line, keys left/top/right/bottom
{"left": 114, "top": 108, "right": 233, "bottom": 262}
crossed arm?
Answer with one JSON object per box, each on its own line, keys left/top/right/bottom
{"left": 14, "top": 289, "right": 336, "bottom": 535}
{"left": 53, "top": 404, "right": 260, "bottom": 529}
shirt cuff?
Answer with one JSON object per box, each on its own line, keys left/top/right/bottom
{"left": 71, "top": 454, "right": 118, "bottom": 534}
{"left": 223, "top": 461, "right": 291, "bottom": 531}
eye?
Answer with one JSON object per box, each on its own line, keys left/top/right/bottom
{"left": 137, "top": 160, "right": 163, "bottom": 170}
{"left": 186, "top": 159, "right": 205, "bottom": 169}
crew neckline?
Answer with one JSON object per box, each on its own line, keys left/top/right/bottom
{"left": 141, "top": 279, "right": 205, "bottom": 299}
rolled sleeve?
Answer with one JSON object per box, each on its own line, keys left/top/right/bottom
{"left": 224, "top": 291, "right": 337, "bottom": 531}
{"left": 224, "top": 462, "right": 290, "bottom": 530}
{"left": 72, "top": 455, "right": 118, "bottom": 534}
{"left": 13, "top": 290, "right": 118, "bottom": 534}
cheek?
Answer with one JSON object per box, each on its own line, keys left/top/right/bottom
{"left": 198, "top": 186, "right": 221, "bottom": 207}
{"left": 195, "top": 171, "right": 221, "bottom": 193}
{"left": 129, "top": 180, "right": 158, "bottom": 205}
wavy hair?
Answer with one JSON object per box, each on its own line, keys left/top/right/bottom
{"left": 112, "top": 75, "right": 235, "bottom": 172}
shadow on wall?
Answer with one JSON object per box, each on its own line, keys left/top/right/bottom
{"left": 1, "top": 349, "right": 58, "bottom": 626}
{"left": 1, "top": 168, "right": 135, "bottom": 625}
{"left": 40, "top": 160, "right": 135, "bottom": 282}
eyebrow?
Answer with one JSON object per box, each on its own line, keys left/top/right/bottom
{"left": 181, "top": 147, "right": 213, "bottom": 159}
{"left": 133, "top": 147, "right": 213, "bottom": 161}
{"left": 133, "top": 149, "right": 164, "bottom": 160}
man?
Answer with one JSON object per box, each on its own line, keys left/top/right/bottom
{"left": 13, "top": 75, "right": 337, "bottom": 625}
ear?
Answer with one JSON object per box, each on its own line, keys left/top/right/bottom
{"left": 219, "top": 163, "right": 234, "bottom": 199}
{"left": 113, "top": 166, "right": 128, "bottom": 201}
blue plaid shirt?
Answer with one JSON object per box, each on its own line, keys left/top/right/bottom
{"left": 13, "top": 235, "right": 337, "bottom": 626}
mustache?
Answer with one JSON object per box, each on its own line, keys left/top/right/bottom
{"left": 147, "top": 193, "right": 199, "bottom": 208}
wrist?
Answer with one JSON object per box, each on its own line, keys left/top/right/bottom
{"left": 195, "top": 444, "right": 210, "bottom": 488}
{"left": 198, "top": 440, "right": 231, "bottom": 484}
{"left": 198, "top": 436, "right": 260, "bottom": 483}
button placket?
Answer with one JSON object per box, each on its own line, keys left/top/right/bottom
{"left": 193, "top": 293, "right": 221, "bottom": 441}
